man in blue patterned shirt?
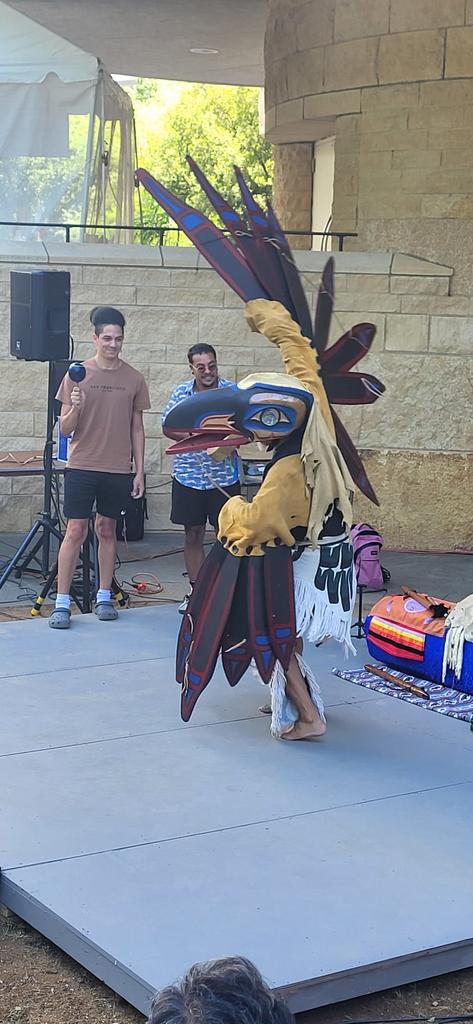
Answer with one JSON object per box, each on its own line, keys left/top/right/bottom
{"left": 163, "top": 343, "right": 241, "bottom": 612}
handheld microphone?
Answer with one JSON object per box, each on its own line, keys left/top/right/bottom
{"left": 68, "top": 362, "right": 86, "bottom": 383}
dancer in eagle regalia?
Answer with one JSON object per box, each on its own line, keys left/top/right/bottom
{"left": 137, "top": 158, "right": 385, "bottom": 740}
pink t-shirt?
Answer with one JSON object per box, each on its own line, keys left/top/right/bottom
{"left": 56, "top": 358, "right": 150, "bottom": 474}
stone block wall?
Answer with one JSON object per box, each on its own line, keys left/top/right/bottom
{"left": 0, "top": 241, "right": 471, "bottom": 552}
{"left": 265, "top": 0, "right": 473, "bottom": 286}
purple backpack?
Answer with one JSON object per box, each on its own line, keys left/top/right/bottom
{"left": 351, "top": 523, "right": 385, "bottom": 590}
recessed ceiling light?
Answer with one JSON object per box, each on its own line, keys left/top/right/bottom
{"left": 189, "top": 47, "right": 219, "bottom": 54}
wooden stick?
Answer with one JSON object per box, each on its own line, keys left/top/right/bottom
{"left": 364, "top": 663, "right": 430, "bottom": 700}
{"left": 401, "top": 585, "right": 432, "bottom": 609}
{"left": 401, "top": 585, "right": 449, "bottom": 617}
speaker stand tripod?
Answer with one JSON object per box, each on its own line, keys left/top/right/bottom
{"left": 0, "top": 361, "right": 64, "bottom": 593}
{"left": 351, "top": 584, "right": 365, "bottom": 640}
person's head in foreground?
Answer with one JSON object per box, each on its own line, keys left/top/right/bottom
{"left": 148, "top": 956, "right": 294, "bottom": 1024}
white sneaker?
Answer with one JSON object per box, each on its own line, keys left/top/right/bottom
{"left": 178, "top": 593, "right": 191, "bottom": 614}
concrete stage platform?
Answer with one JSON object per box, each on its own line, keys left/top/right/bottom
{"left": 1, "top": 606, "right": 473, "bottom": 1017}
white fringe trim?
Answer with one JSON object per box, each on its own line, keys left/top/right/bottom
{"left": 442, "top": 625, "right": 465, "bottom": 683}
{"left": 294, "top": 575, "right": 356, "bottom": 656}
{"left": 269, "top": 652, "right": 325, "bottom": 739}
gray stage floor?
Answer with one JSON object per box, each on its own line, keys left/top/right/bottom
{"left": 1, "top": 606, "right": 473, "bottom": 1017}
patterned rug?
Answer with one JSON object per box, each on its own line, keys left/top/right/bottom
{"left": 332, "top": 665, "right": 473, "bottom": 727}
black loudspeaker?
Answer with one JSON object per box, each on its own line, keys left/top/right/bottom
{"left": 10, "top": 270, "right": 71, "bottom": 361}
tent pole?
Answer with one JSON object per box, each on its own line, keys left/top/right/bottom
{"left": 133, "top": 114, "right": 145, "bottom": 244}
{"left": 100, "top": 66, "right": 106, "bottom": 238}
{"left": 80, "top": 65, "right": 99, "bottom": 242}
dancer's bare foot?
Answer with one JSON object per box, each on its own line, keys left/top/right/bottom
{"left": 281, "top": 713, "right": 326, "bottom": 741}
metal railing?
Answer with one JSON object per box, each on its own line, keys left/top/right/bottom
{"left": 0, "top": 221, "right": 358, "bottom": 251}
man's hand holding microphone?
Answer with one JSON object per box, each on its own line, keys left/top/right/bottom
{"left": 70, "top": 383, "right": 82, "bottom": 407}
{"left": 60, "top": 363, "right": 86, "bottom": 436}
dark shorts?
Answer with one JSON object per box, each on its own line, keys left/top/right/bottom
{"left": 63, "top": 469, "right": 132, "bottom": 521}
{"left": 171, "top": 477, "right": 241, "bottom": 529}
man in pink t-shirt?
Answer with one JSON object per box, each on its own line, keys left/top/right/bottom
{"left": 49, "top": 306, "right": 150, "bottom": 629}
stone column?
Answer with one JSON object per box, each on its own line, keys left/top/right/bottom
{"left": 272, "top": 142, "right": 313, "bottom": 249}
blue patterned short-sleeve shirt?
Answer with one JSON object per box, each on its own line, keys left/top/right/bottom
{"left": 162, "top": 378, "right": 240, "bottom": 491}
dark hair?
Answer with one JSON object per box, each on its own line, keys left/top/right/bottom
{"left": 90, "top": 306, "right": 126, "bottom": 333}
{"left": 148, "top": 956, "right": 294, "bottom": 1024}
{"left": 187, "top": 343, "right": 217, "bottom": 364}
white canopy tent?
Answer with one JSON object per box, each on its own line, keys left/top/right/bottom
{"left": 0, "top": 1, "right": 135, "bottom": 241}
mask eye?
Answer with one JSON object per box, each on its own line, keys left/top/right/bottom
{"left": 255, "top": 407, "right": 290, "bottom": 428}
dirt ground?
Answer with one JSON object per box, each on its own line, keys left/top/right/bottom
{"left": 2, "top": 911, "right": 473, "bottom": 1024}
{"left": 0, "top": 911, "right": 143, "bottom": 1024}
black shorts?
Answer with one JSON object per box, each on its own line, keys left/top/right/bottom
{"left": 171, "top": 477, "right": 241, "bottom": 529}
{"left": 63, "top": 469, "right": 132, "bottom": 521}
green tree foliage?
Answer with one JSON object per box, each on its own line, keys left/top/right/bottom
{"left": 130, "top": 81, "right": 273, "bottom": 244}
{"left": 134, "top": 78, "right": 160, "bottom": 103}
